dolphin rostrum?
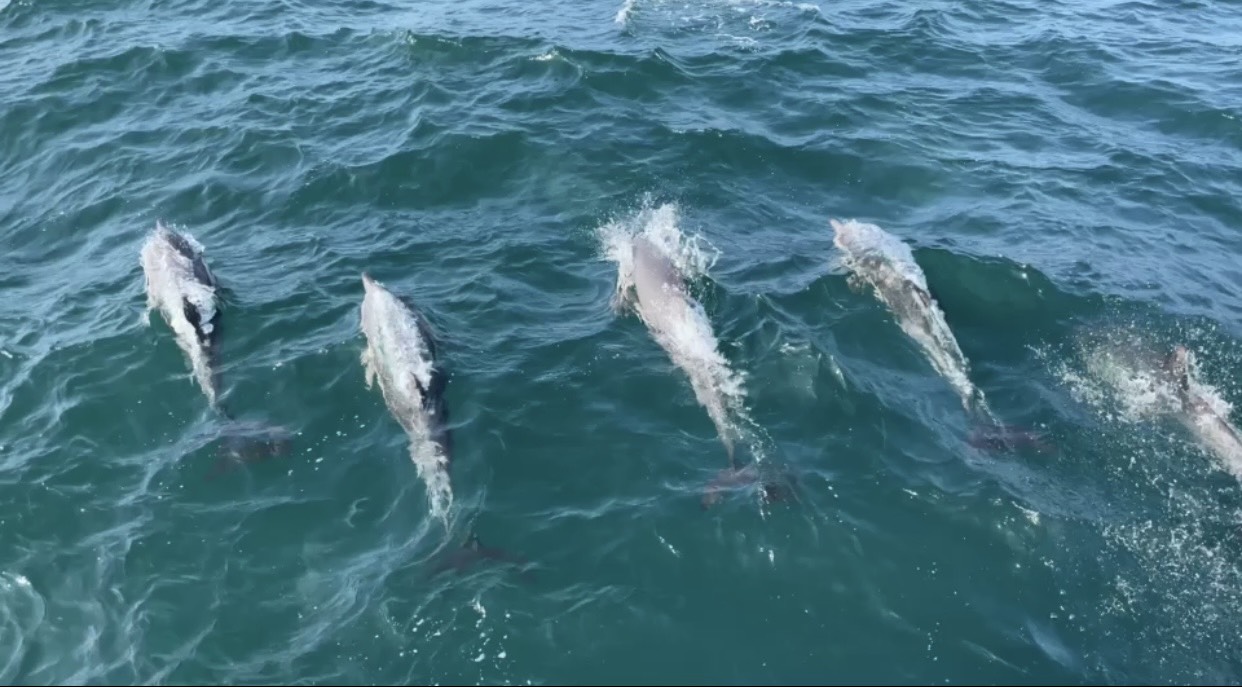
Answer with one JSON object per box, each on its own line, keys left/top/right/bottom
{"left": 831, "top": 218, "right": 1047, "bottom": 452}
{"left": 140, "top": 220, "right": 290, "bottom": 469}
{"left": 1162, "top": 345, "right": 1242, "bottom": 479}
{"left": 359, "top": 272, "right": 454, "bottom": 520}
{"left": 616, "top": 235, "right": 741, "bottom": 465}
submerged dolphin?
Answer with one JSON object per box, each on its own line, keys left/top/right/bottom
{"left": 831, "top": 219, "right": 1047, "bottom": 452}
{"left": 1162, "top": 345, "right": 1242, "bottom": 478}
{"left": 428, "top": 533, "right": 533, "bottom": 581}
{"left": 617, "top": 235, "right": 740, "bottom": 464}
{"left": 700, "top": 462, "right": 799, "bottom": 510}
{"left": 359, "top": 273, "right": 454, "bottom": 519}
{"left": 140, "top": 221, "right": 290, "bottom": 469}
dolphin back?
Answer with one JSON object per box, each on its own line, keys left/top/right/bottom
{"left": 631, "top": 236, "right": 687, "bottom": 307}
{"left": 360, "top": 273, "right": 455, "bottom": 519}
{"left": 140, "top": 221, "right": 222, "bottom": 406}
{"left": 831, "top": 218, "right": 929, "bottom": 293}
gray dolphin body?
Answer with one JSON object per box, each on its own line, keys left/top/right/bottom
{"left": 140, "top": 221, "right": 290, "bottom": 469}
{"left": 622, "top": 236, "right": 738, "bottom": 464}
{"left": 141, "top": 221, "right": 223, "bottom": 407}
{"left": 831, "top": 219, "right": 1051, "bottom": 454}
{"left": 831, "top": 219, "right": 988, "bottom": 417}
{"left": 360, "top": 273, "right": 453, "bottom": 518}
{"left": 1163, "top": 345, "right": 1242, "bottom": 479}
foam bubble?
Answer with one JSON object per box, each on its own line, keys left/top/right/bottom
{"left": 615, "top": 0, "right": 637, "bottom": 26}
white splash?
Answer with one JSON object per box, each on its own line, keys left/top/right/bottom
{"left": 533, "top": 49, "right": 560, "bottom": 62}
{"left": 1071, "top": 344, "right": 1177, "bottom": 423}
{"left": 1051, "top": 333, "right": 1242, "bottom": 480}
{"left": 632, "top": 0, "right": 819, "bottom": 34}
{"left": 615, "top": 0, "right": 637, "bottom": 26}
{"left": 725, "top": 0, "right": 820, "bottom": 11}
{"left": 656, "top": 533, "right": 681, "bottom": 557}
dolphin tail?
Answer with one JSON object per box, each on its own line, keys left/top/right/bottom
{"left": 968, "top": 422, "right": 1055, "bottom": 456}
{"left": 207, "top": 410, "right": 294, "bottom": 479}
{"left": 440, "top": 530, "right": 535, "bottom": 582}
{"left": 701, "top": 462, "right": 800, "bottom": 510}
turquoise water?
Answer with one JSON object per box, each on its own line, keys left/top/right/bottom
{"left": 3, "top": 0, "right": 1242, "bottom": 683}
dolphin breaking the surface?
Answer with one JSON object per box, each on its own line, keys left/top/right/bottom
{"left": 831, "top": 218, "right": 1047, "bottom": 453}
{"left": 359, "top": 272, "right": 454, "bottom": 520}
{"left": 141, "top": 221, "right": 223, "bottom": 407}
{"left": 831, "top": 218, "right": 988, "bottom": 416}
{"left": 1162, "top": 345, "right": 1242, "bottom": 479}
{"left": 140, "top": 220, "right": 290, "bottom": 469}
{"left": 616, "top": 234, "right": 741, "bottom": 465}
{"left": 611, "top": 225, "right": 797, "bottom": 507}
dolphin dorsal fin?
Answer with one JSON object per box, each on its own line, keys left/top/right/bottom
{"left": 182, "top": 297, "right": 207, "bottom": 343}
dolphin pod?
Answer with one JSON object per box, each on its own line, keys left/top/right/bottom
{"left": 137, "top": 215, "right": 1242, "bottom": 573}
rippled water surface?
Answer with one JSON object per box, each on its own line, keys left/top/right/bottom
{"left": 2, "top": 0, "right": 1242, "bottom": 683}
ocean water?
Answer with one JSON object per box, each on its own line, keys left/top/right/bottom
{"left": 2, "top": 0, "right": 1241, "bottom": 683}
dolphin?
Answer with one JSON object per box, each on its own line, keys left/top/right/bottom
{"left": 831, "top": 219, "right": 1048, "bottom": 453}
{"left": 140, "top": 220, "right": 290, "bottom": 470}
{"left": 831, "top": 219, "right": 987, "bottom": 414}
{"left": 615, "top": 235, "right": 794, "bottom": 506}
{"left": 141, "top": 221, "right": 223, "bottom": 407}
{"left": 617, "top": 235, "right": 740, "bottom": 465}
{"left": 700, "top": 462, "right": 799, "bottom": 510}
{"left": 1162, "top": 345, "right": 1242, "bottom": 479}
{"left": 359, "top": 272, "right": 454, "bottom": 519}
{"left": 428, "top": 533, "right": 533, "bottom": 581}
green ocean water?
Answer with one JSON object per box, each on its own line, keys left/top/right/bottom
{"left": 2, "top": 0, "right": 1242, "bottom": 683}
